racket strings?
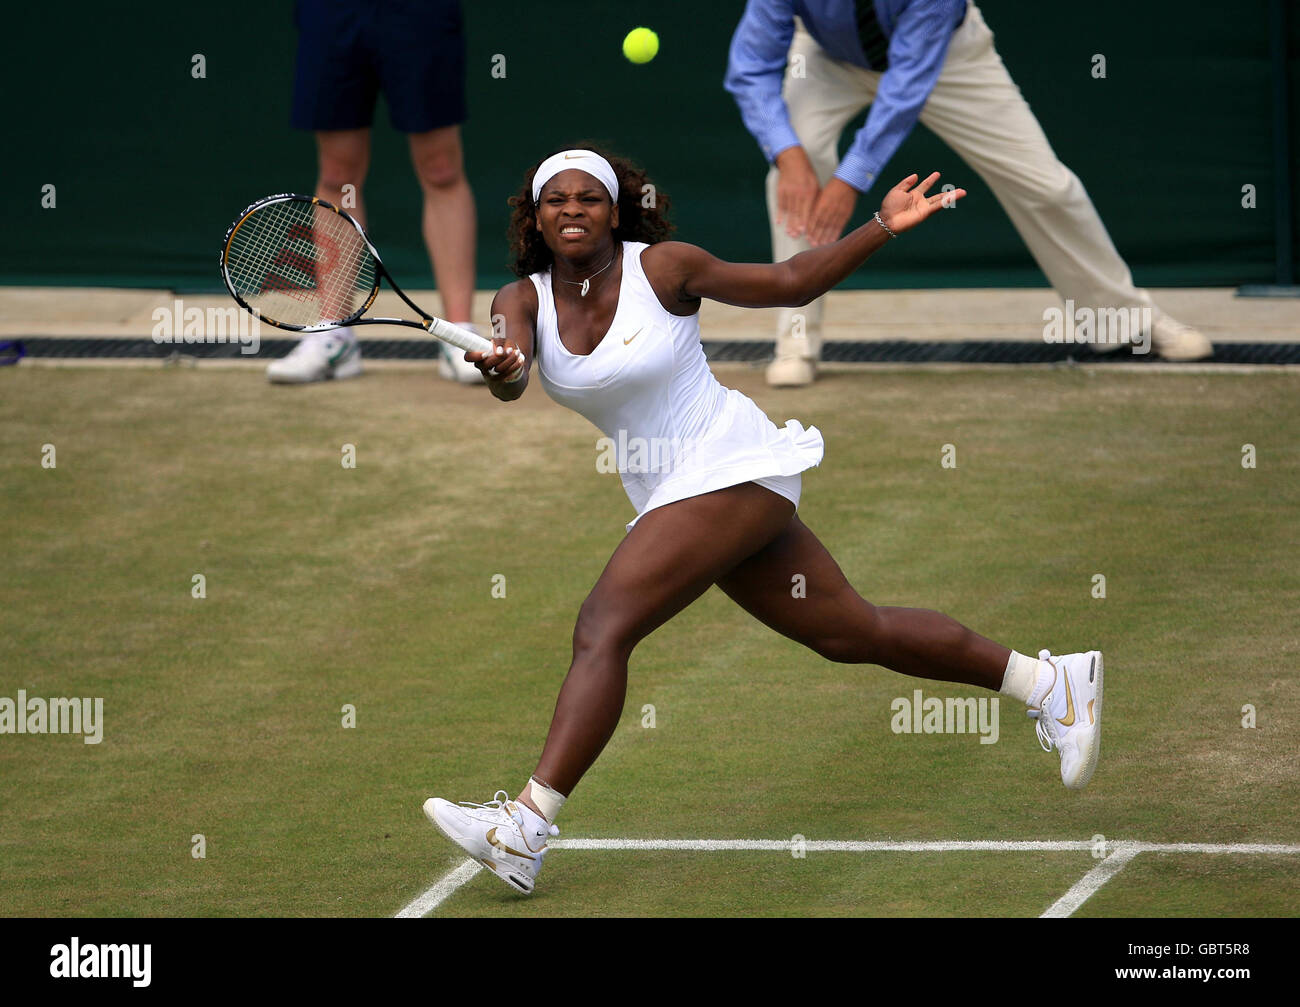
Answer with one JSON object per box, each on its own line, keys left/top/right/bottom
{"left": 225, "top": 200, "right": 376, "bottom": 327}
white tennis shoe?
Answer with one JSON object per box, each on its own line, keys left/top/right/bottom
{"left": 1029, "top": 649, "right": 1104, "bottom": 789}
{"left": 765, "top": 354, "right": 817, "bottom": 387}
{"left": 266, "top": 328, "right": 362, "bottom": 383}
{"left": 1085, "top": 313, "right": 1211, "bottom": 361}
{"left": 1150, "top": 316, "right": 1212, "bottom": 361}
{"left": 423, "top": 790, "right": 557, "bottom": 894}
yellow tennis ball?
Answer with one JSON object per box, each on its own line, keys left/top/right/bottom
{"left": 622, "top": 27, "right": 659, "bottom": 64}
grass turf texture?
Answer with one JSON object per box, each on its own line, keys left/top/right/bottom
{"left": 1, "top": 366, "right": 1296, "bottom": 917}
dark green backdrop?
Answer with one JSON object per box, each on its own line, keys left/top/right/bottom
{"left": 5, "top": 1, "right": 1297, "bottom": 291}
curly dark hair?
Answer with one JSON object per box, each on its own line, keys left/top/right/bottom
{"left": 507, "top": 143, "right": 675, "bottom": 278}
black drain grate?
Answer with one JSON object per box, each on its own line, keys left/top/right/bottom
{"left": 11, "top": 337, "right": 1300, "bottom": 365}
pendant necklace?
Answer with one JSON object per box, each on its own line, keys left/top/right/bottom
{"left": 558, "top": 246, "right": 618, "bottom": 297}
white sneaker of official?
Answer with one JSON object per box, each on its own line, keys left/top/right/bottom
{"left": 766, "top": 355, "right": 817, "bottom": 387}
{"left": 1149, "top": 315, "right": 1213, "bottom": 361}
{"left": 437, "top": 322, "right": 487, "bottom": 384}
{"left": 266, "top": 329, "right": 363, "bottom": 384}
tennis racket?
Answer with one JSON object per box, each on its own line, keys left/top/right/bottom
{"left": 220, "top": 193, "right": 522, "bottom": 374}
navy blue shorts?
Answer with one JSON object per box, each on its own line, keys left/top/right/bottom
{"left": 291, "top": 0, "right": 466, "bottom": 133}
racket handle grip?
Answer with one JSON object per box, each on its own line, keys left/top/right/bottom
{"left": 426, "top": 318, "right": 493, "bottom": 354}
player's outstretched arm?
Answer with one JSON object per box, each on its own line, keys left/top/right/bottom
{"left": 644, "top": 172, "right": 965, "bottom": 310}
{"left": 476, "top": 280, "right": 538, "bottom": 402}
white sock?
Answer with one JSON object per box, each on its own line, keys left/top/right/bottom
{"left": 1026, "top": 653, "right": 1059, "bottom": 710}
{"left": 1000, "top": 650, "right": 1045, "bottom": 705}
{"left": 515, "top": 800, "right": 553, "bottom": 845}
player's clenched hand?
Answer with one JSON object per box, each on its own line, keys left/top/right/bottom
{"left": 467, "top": 338, "right": 526, "bottom": 384}
{"left": 877, "top": 172, "right": 966, "bottom": 236}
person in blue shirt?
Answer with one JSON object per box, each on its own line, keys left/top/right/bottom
{"left": 725, "top": 0, "right": 1212, "bottom": 384}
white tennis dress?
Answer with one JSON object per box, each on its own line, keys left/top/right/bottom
{"left": 528, "top": 241, "right": 824, "bottom": 531}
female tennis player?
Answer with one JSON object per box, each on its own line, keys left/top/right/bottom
{"left": 424, "top": 147, "right": 1103, "bottom": 894}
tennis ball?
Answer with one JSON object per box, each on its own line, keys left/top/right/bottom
{"left": 622, "top": 27, "right": 659, "bottom": 64}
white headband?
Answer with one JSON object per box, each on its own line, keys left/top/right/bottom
{"left": 531, "top": 149, "right": 620, "bottom": 204}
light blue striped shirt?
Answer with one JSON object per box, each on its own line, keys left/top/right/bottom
{"left": 725, "top": 0, "right": 968, "bottom": 193}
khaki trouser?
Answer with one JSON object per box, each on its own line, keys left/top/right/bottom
{"left": 767, "top": 2, "right": 1155, "bottom": 359}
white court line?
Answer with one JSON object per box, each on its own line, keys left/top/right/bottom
{"left": 551, "top": 839, "right": 1300, "bottom": 854}
{"left": 555, "top": 839, "right": 1096, "bottom": 852}
{"left": 395, "top": 860, "right": 482, "bottom": 919}
{"left": 1040, "top": 842, "right": 1142, "bottom": 918}
{"left": 1130, "top": 842, "right": 1300, "bottom": 854}
{"left": 395, "top": 839, "right": 1300, "bottom": 918}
